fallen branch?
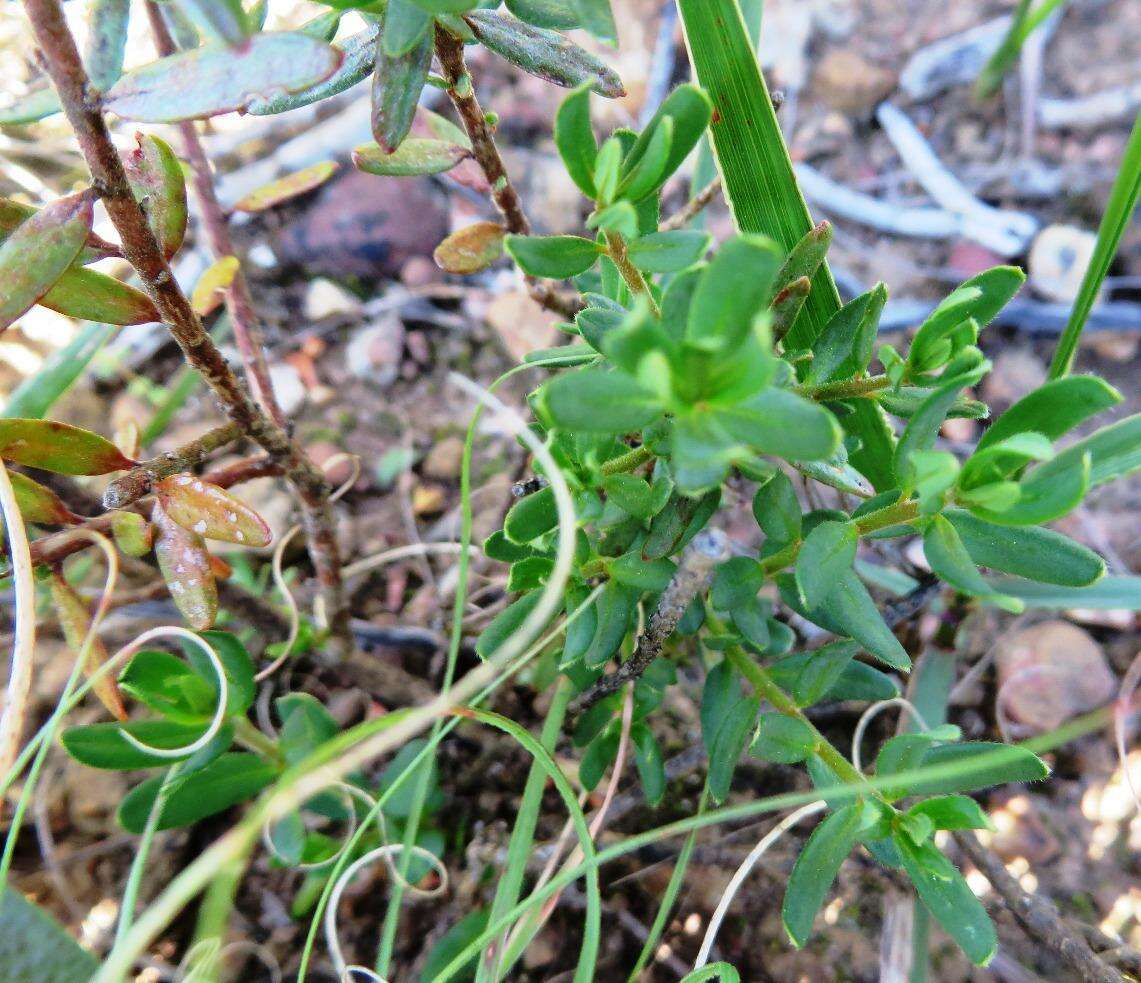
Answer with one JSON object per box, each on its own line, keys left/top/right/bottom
{"left": 570, "top": 528, "right": 730, "bottom": 716}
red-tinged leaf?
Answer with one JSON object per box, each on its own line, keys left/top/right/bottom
{"left": 1, "top": 196, "right": 119, "bottom": 263}
{"left": 153, "top": 501, "right": 218, "bottom": 631}
{"left": 104, "top": 32, "right": 343, "bottom": 123}
{"left": 231, "top": 161, "right": 339, "bottom": 213}
{"left": 124, "top": 133, "right": 187, "bottom": 259}
{"left": 0, "top": 419, "right": 136, "bottom": 475}
{"left": 39, "top": 266, "right": 158, "bottom": 325}
{"left": 207, "top": 553, "right": 233, "bottom": 579}
{"left": 154, "top": 473, "right": 272, "bottom": 547}
{"left": 49, "top": 571, "right": 127, "bottom": 720}
{"left": 10, "top": 472, "right": 82, "bottom": 525}
{"left": 110, "top": 509, "right": 153, "bottom": 557}
{"left": 0, "top": 191, "right": 93, "bottom": 331}
{"left": 433, "top": 222, "right": 507, "bottom": 274}
{"left": 353, "top": 138, "right": 471, "bottom": 177}
{"left": 191, "top": 255, "right": 239, "bottom": 316}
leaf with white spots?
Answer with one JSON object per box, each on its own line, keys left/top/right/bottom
{"left": 153, "top": 501, "right": 218, "bottom": 631}
{"left": 49, "top": 570, "right": 127, "bottom": 720}
{"left": 154, "top": 473, "right": 272, "bottom": 547}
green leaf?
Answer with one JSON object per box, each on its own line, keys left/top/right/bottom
{"left": 601, "top": 473, "right": 655, "bottom": 519}
{"left": 790, "top": 640, "right": 860, "bottom": 707}
{"left": 580, "top": 726, "right": 619, "bottom": 790}
{"left": 686, "top": 234, "right": 781, "bottom": 352}
{"left": 676, "top": 0, "right": 896, "bottom": 493}
{"left": 504, "top": 486, "right": 559, "bottom": 545}
{"left": 2, "top": 321, "right": 117, "bottom": 419}
{"left": 277, "top": 693, "right": 339, "bottom": 764}
{"left": 782, "top": 803, "right": 864, "bottom": 947}
{"left": 378, "top": 738, "right": 443, "bottom": 817}
{"left": 405, "top": 0, "right": 478, "bottom": 12}
{"left": 807, "top": 283, "right": 887, "bottom": 384}
{"left": 582, "top": 581, "right": 635, "bottom": 668}
{"left": 625, "top": 84, "right": 711, "bottom": 197}
{"left": 608, "top": 551, "right": 675, "bottom": 592}
{"left": 571, "top": 0, "right": 616, "bottom": 40}
{"left": 1048, "top": 412, "right": 1141, "bottom": 489}
{"left": 176, "top": 0, "right": 249, "bottom": 46}
{"left": 642, "top": 487, "right": 720, "bottom": 559}
{"left": 703, "top": 684, "right": 758, "bottom": 804}
{"left": 978, "top": 376, "right": 1121, "bottom": 451}
{"left": 795, "top": 520, "right": 857, "bottom": 608}
{"left": 507, "top": 555, "right": 553, "bottom": 591}
{"left": 944, "top": 508, "right": 1104, "bottom": 587}
{"left": 986, "top": 575, "right": 1141, "bottom": 611}
{"left": 0, "top": 418, "right": 134, "bottom": 474}
{"left": 371, "top": 16, "right": 432, "bottom": 152}
{"left": 716, "top": 387, "right": 842, "bottom": 462}
{"left": 923, "top": 514, "right": 1023, "bottom": 612}
{"left": 118, "top": 753, "right": 278, "bottom": 833}
{"left": 1049, "top": 114, "right": 1141, "bottom": 379}
{"left": 0, "top": 191, "right": 92, "bottom": 331}
{"left": 193, "top": 630, "right": 256, "bottom": 717}
{"left": 965, "top": 451, "right": 1090, "bottom": 526}
{"left": 37, "top": 265, "right": 158, "bottom": 325}
{"left": 124, "top": 133, "right": 187, "bottom": 259}
{"left": 506, "top": 0, "right": 580, "bottom": 29}
{"left": 353, "top": 137, "right": 471, "bottom": 176}
{"left": 542, "top": 367, "right": 661, "bottom": 433}
{"left": 0, "top": 85, "right": 60, "bottom": 126}
{"left": 464, "top": 11, "right": 624, "bottom": 98}
{"left": 769, "top": 649, "right": 899, "bottom": 704}
{"left": 505, "top": 234, "right": 602, "bottom": 279}
{"left": 752, "top": 470, "right": 801, "bottom": 545}
{"left": 61, "top": 718, "right": 232, "bottom": 770}
{"left": 710, "top": 556, "right": 764, "bottom": 610}
{"left": 750, "top": 712, "right": 816, "bottom": 763}
{"left": 626, "top": 230, "right": 709, "bottom": 274}
{"left": 617, "top": 117, "right": 673, "bottom": 203}
{"left": 119, "top": 649, "right": 214, "bottom": 723}
{"left": 0, "top": 888, "right": 99, "bottom": 983}
{"left": 248, "top": 26, "right": 379, "bottom": 115}
{"left": 906, "top": 795, "right": 993, "bottom": 833}
{"left": 382, "top": 0, "right": 432, "bottom": 57}
{"left": 420, "top": 909, "right": 491, "bottom": 983}
{"left": 105, "top": 32, "right": 342, "bottom": 122}
{"left": 895, "top": 834, "right": 997, "bottom": 966}
{"left": 894, "top": 377, "right": 979, "bottom": 482}
{"left": 476, "top": 591, "right": 543, "bottom": 660}
{"left": 907, "top": 741, "right": 1049, "bottom": 798}
{"left": 628, "top": 723, "right": 666, "bottom": 806}
{"left": 555, "top": 84, "right": 598, "bottom": 198}
{"left": 9, "top": 471, "right": 81, "bottom": 526}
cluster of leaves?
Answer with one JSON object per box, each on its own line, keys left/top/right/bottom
{"left": 462, "top": 83, "right": 1141, "bottom": 965}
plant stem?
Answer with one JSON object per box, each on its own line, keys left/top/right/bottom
{"left": 24, "top": 0, "right": 350, "bottom": 658}
{"left": 434, "top": 26, "right": 580, "bottom": 319}
{"left": 232, "top": 717, "right": 282, "bottom": 763}
{"left": 799, "top": 374, "right": 892, "bottom": 402}
{"left": 571, "top": 528, "right": 729, "bottom": 715}
{"left": 103, "top": 421, "right": 241, "bottom": 508}
{"left": 660, "top": 176, "right": 723, "bottom": 232}
{"left": 143, "top": 1, "right": 285, "bottom": 426}
{"left": 603, "top": 229, "right": 661, "bottom": 317}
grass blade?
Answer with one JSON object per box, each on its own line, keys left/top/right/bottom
{"left": 1, "top": 321, "right": 117, "bottom": 419}
{"left": 1048, "top": 112, "right": 1141, "bottom": 380}
{"left": 676, "top": 0, "right": 896, "bottom": 490}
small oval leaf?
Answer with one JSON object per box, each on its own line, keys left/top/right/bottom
{"left": 191, "top": 255, "right": 240, "bottom": 316}
{"left": 154, "top": 473, "right": 272, "bottom": 547}
{"left": 434, "top": 222, "right": 507, "bottom": 274}
{"left": 0, "top": 419, "right": 135, "bottom": 475}
{"left": 153, "top": 501, "right": 218, "bottom": 631}
{"left": 49, "top": 570, "right": 127, "bottom": 720}
{"left": 105, "top": 33, "right": 343, "bottom": 122}
{"left": 353, "top": 138, "right": 471, "bottom": 177}
{"left": 0, "top": 191, "right": 93, "bottom": 331}
{"left": 231, "top": 161, "right": 339, "bottom": 213}
{"left": 9, "top": 471, "right": 81, "bottom": 526}
{"left": 38, "top": 266, "right": 159, "bottom": 325}
{"left": 124, "top": 133, "right": 187, "bottom": 259}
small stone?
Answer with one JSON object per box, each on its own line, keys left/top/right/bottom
{"left": 304, "top": 277, "right": 362, "bottom": 321}
{"left": 995, "top": 620, "right": 1116, "bottom": 735}
{"left": 412, "top": 483, "right": 446, "bottom": 515}
{"left": 813, "top": 49, "right": 897, "bottom": 115}
{"left": 485, "top": 288, "right": 559, "bottom": 362}
{"left": 344, "top": 315, "right": 406, "bottom": 388}
{"left": 422, "top": 436, "right": 465, "bottom": 481}
{"left": 267, "top": 361, "right": 307, "bottom": 415}
{"left": 1029, "top": 224, "right": 1098, "bottom": 303}
{"left": 401, "top": 255, "right": 440, "bottom": 288}
{"left": 948, "top": 241, "right": 1006, "bottom": 279}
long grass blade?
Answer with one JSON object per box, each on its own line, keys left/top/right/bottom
{"left": 675, "top": 0, "right": 896, "bottom": 490}
{"left": 1048, "top": 112, "right": 1141, "bottom": 379}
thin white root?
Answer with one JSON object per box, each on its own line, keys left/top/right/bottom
{"left": 852, "top": 697, "right": 930, "bottom": 773}
{"left": 0, "top": 460, "right": 38, "bottom": 778}
{"left": 1113, "top": 650, "right": 1140, "bottom": 815}
{"left": 693, "top": 801, "right": 828, "bottom": 970}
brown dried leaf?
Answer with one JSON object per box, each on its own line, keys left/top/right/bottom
{"left": 434, "top": 222, "right": 507, "bottom": 274}
{"left": 232, "top": 161, "right": 339, "bottom": 213}
{"left": 154, "top": 473, "right": 272, "bottom": 547}
{"left": 49, "top": 571, "right": 127, "bottom": 720}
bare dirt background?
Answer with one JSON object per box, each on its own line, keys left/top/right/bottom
{"left": 0, "top": 0, "right": 1138, "bottom": 979}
